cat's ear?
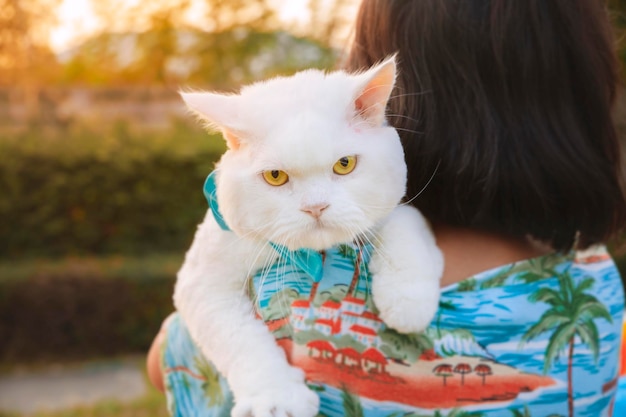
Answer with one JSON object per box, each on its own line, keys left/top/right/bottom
{"left": 179, "top": 91, "right": 244, "bottom": 150}
{"left": 353, "top": 55, "right": 397, "bottom": 127}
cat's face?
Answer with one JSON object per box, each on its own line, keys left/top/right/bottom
{"left": 182, "top": 57, "right": 406, "bottom": 250}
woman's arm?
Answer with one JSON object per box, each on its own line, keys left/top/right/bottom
{"left": 146, "top": 317, "right": 169, "bottom": 393}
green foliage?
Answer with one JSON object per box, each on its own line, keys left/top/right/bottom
{"left": 317, "top": 284, "right": 349, "bottom": 304}
{"left": 456, "top": 278, "right": 477, "bottom": 292}
{"left": 60, "top": 28, "right": 337, "bottom": 89}
{"left": 509, "top": 405, "right": 564, "bottom": 417}
{"left": 401, "top": 409, "right": 485, "bottom": 417}
{"left": 0, "top": 254, "right": 180, "bottom": 363}
{"left": 265, "top": 288, "right": 300, "bottom": 320}
{"left": 194, "top": 356, "right": 225, "bottom": 408}
{"left": 478, "top": 265, "right": 515, "bottom": 289}
{"left": 379, "top": 328, "right": 433, "bottom": 362}
{"left": 521, "top": 271, "right": 612, "bottom": 374}
{"left": 340, "top": 385, "right": 364, "bottom": 417}
{"left": 510, "top": 405, "right": 532, "bottom": 417}
{"left": 293, "top": 328, "right": 327, "bottom": 346}
{"left": 509, "top": 253, "right": 569, "bottom": 285}
{"left": 0, "top": 121, "right": 225, "bottom": 259}
{"left": 333, "top": 334, "right": 366, "bottom": 353}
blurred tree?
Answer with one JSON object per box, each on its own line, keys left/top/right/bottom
{"left": 198, "top": 0, "right": 279, "bottom": 32}
{"left": 305, "top": 0, "right": 355, "bottom": 47}
{"left": 126, "top": 3, "right": 185, "bottom": 85}
{"left": 88, "top": 0, "right": 191, "bottom": 85}
{"left": 0, "top": 0, "right": 62, "bottom": 121}
{"left": 62, "top": 0, "right": 339, "bottom": 88}
{"left": 184, "top": 0, "right": 279, "bottom": 88}
{"left": 0, "top": 0, "right": 61, "bottom": 86}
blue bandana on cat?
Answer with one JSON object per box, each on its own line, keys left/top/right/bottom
{"left": 203, "top": 171, "right": 324, "bottom": 282}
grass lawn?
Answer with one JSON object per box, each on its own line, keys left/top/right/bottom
{"left": 0, "top": 359, "right": 170, "bottom": 417}
{"left": 0, "top": 389, "right": 169, "bottom": 417}
{"left": 0, "top": 391, "right": 170, "bottom": 417}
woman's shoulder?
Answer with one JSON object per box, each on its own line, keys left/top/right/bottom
{"left": 442, "top": 244, "right": 621, "bottom": 294}
{"left": 435, "top": 225, "right": 556, "bottom": 288}
{"left": 436, "top": 224, "right": 622, "bottom": 293}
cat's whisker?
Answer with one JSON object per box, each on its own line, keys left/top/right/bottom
{"left": 238, "top": 239, "right": 278, "bottom": 316}
{"left": 273, "top": 237, "right": 293, "bottom": 315}
{"left": 354, "top": 105, "right": 378, "bottom": 123}
{"left": 388, "top": 90, "right": 432, "bottom": 100}
{"left": 351, "top": 222, "right": 395, "bottom": 274}
{"left": 338, "top": 221, "right": 380, "bottom": 304}
{"left": 349, "top": 202, "right": 400, "bottom": 210}
{"left": 400, "top": 159, "right": 441, "bottom": 206}
{"left": 359, "top": 83, "right": 396, "bottom": 97}
{"left": 353, "top": 105, "right": 424, "bottom": 133}
{"left": 271, "top": 236, "right": 303, "bottom": 327}
{"left": 394, "top": 127, "right": 425, "bottom": 135}
{"left": 348, "top": 118, "right": 372, "bottom": 130}
{"left": 281, "top": 260, "right": 298, "bottom": 335}
{"left": 385, "top": 113, "right": 421, "bottom": 123}
{"left": 350, "top": 86, "right": 395, "bottom": 122}
{"left": 253, "top": 241, "right": 288, "bottom": 319}
{"left": 385, "top": 113, "right": 419, "bottom": 122}
{"left": 247, "top": 240, "right": 276, "bottom": 310}
{"left": 235, "top": 236, "right": 275, "bottom": 314}
{"left": 353, "top": 234, "right": 375, "bottom": 304}
{"left": 239, "top": 232, "right": 275, "bottom": 311}
{"left": 353, "top": 87, "right": 430, "bottom": 125}
{"left": 218, "top": 225, "right": 262, "bottom": 253}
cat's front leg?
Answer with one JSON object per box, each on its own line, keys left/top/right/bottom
{"left": 174, "top": 213, "right": 319, "bottom": 417}
{"left": 370, "top": 204, "right": 443, "bottom": 334}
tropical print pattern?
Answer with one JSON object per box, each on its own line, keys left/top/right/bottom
{"left": 162, "top": 244, "right": 624, "bottom": 417}
{"left": 614, "top": 318, "right": 626, "bottom": 415}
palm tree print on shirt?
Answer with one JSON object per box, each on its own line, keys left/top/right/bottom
{"left": 337, "top": 243, "right": 365, "bottom": 298}
{"left": 520, "top": 270, "right": 612, "bottom": 417}
{"left": 194, "top": 355, "right": 225, "bottom": 408}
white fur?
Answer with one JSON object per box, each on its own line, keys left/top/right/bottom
{"left": 175, "top": 57, "right": 443, "bottom": 417}
{"left": 369, "top": 204, "right": 444, "bottom": 333}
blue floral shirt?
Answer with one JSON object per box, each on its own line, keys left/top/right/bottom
{"left": 162, "top": 244, "right": 624, "bottom": 417}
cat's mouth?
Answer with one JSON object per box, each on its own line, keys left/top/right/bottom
{"left": 311, "top": 218, "right": 326, "bottom": 229}
{"left": 279, "top": 221, "right": 357, "bottom": 251}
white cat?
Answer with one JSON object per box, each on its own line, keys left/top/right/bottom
{"left": 175, "top": 57, "right": 443, "bottom": 417}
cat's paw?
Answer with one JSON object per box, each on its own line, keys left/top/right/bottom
{"left": 372, "top": 275, "right": 440, "bottom": 334}
{"left": 231, "top": 384, "right": 319, "bottom": 417}
{"left": 232, "top": 368, "right": 319, "bottom": 417}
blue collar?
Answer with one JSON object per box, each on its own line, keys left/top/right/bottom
{"left": 203, "top": 171, "right": 324, "bottom": 282}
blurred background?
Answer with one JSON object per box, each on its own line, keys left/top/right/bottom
{"left": 2, "top": 0, "right": 626, "bottom": 416}
{"left": 0, "top": 0, "right": 356, "bottom": 415}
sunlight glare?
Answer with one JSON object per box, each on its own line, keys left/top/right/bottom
{"left": 274, "top": 0, "right": 310, "bottom": 24}
{"left": 49, "top": 0, "right": 358, "bottom": 52}
{"left": 50, "top": 0, "right": 101, "bottom": 52}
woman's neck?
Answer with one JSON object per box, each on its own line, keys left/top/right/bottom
{"left": 433, "top": 224, "right": 553, "bottom": 288}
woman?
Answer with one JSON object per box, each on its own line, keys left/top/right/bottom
{"left": 149, "top": 1, "right": 626, "bottom": 415}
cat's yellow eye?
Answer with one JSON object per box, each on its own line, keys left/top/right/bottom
{"left": 333, "top": 156, "right": 357, "bottom": 175}
{"left": 262, "top": 170, "right": 289, "bottom": 186}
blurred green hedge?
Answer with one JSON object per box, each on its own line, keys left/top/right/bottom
{"left": 0, "top": 255, "right": 180, "bottom": 363}
{"left": 0, "top": 121, "right": 225, "bottom": 259}
{"left": 0, "top": 121, "right": 225, "bottom": 362}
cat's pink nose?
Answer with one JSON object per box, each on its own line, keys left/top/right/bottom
{"left": 301, "top": 203, "right": 329, "bottom": 219}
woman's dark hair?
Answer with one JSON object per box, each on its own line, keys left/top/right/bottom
{"left": 347, "top": 0, "right": 626, "bottom": 251}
